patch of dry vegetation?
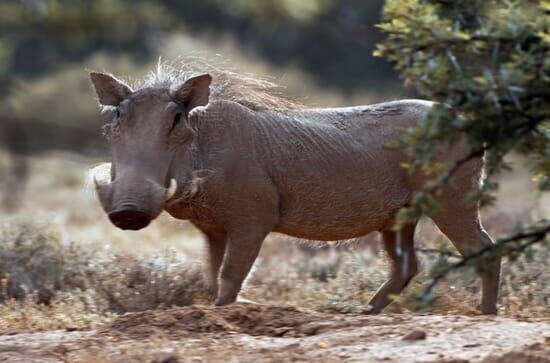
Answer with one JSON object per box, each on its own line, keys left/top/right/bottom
{"left": 0, "top": 222, "right": 209, "bottom": 333}
{"left": 245, "top": 229, "right": 549, "bottom": 316}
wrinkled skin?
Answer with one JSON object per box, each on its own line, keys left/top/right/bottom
{"left": 90, "top": 72, "right": 500, "bottom": 314}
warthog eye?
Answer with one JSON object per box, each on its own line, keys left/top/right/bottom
{"left": 114, "top": 109, "right": 121, "bottom": 124}
{"left": 171, "top": 112, "right": 182, "bottom": 132}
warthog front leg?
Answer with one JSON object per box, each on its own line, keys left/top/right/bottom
{"left": 203, "top": 228, "right": 227, "bottom": 295}
{"left": 366, "top": 223, "right": 418, "bottom": 314}
{"left": 214, "top": 225, "right": 271, "bottom": 306}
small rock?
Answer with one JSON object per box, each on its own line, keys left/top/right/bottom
{"left": 402, "top": 329, "right": 427, "bottom": 341}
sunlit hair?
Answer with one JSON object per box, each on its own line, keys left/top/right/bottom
{"left": 123, "top": 58, "right": 301, "bottom": 112}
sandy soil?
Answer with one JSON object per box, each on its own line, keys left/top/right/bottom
{"left": 0, "top": 303, "right": 548, "bottom": 362}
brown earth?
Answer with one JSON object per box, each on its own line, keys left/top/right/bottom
{"left": 0, "top": 303, "right": 548, "bottom": 362}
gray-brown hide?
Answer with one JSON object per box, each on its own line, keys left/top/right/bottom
{"left": 90, "top": 68, "right": 500, "bottom": 314}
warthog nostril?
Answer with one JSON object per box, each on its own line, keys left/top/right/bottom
{"left": 108, "top": 209, "right": 152, "bottom": 231}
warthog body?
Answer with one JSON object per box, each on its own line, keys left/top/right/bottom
{"left": 90, "top": 63, "right": 500, "bottom": 314}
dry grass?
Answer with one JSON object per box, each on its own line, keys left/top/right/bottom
{"left": 245, "top": 229, "right": 549, "bottom": 316}
{"left": 0, "top": 221, "right": 209, "bottom": 334}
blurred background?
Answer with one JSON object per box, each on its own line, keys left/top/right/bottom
{"left": 0, "top": 0, "right": 546, "bottom": 318}
{"left": 0, "top": 0, "right": 400, "bottom": 156}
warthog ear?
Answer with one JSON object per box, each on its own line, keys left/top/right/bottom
{"left": 171, "top": 74, "right": 212, "bottom": 112}
{"left": 89, "top": 72, "right": 133, "bottom": 106}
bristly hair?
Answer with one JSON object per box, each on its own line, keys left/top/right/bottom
{"left": 124, "top": 58, "right": 301, "bottom": 112}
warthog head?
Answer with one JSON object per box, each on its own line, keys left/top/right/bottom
{"left": 90, "top": 72, "right": 211, "bottom": 230}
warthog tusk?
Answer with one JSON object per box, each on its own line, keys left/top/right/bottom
{"left": 166, "top": 178, "right": 177, "bottom": 201}
{"left": 87, "top": 163, "right": 112, "bottom": 191}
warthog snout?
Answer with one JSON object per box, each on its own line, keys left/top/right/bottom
{"left": 93, "top": 167, "right": 178, "bottom": 231}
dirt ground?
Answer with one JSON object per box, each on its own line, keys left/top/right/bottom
{"left": 0, "top": 303, "right": 548, "bottom": 363}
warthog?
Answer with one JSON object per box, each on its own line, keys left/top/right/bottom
{"left": 90, "top": 63, "right": 500, "bottom": 314}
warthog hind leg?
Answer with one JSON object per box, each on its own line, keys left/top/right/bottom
{"left": 431, "top": 209, "right": 500, "bottom": 314}
{"left": 366, "top": 223, "right": 418, "bottom": 314}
